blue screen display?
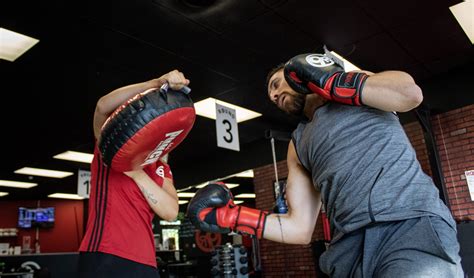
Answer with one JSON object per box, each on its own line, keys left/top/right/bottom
{"left": 18, "top": 207, "right": 55, "bottom": 228}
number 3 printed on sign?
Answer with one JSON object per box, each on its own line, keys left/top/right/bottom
{"left": 215, "top": 103, "right": 239, "bottom": 151}
{"left": 222, "top": 119, "right": 233, "bottom": 143}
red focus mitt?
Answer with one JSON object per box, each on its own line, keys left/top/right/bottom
{"left": 99, "top": 86, "right": 195, "bottom": 172}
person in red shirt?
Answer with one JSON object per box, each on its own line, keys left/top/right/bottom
{"left": 78, "top": 70, "right": 189, "bottom": 278}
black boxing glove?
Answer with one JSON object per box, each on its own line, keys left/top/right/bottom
{"left": 186, "top": 183, "right": 269, "bottom": 238}
{"left": 284, "top": 53, "right": 368, "bottom": 106}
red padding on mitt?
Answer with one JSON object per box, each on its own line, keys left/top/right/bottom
{"left": 99, "top": 88, "right": 195, "bottom": 172}
{"left": 111, "top": 107, "right": 194, "bottom": 171}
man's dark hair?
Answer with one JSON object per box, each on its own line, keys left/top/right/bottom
{"left": 265, "top": 63, "right": 285, "bottom": 90}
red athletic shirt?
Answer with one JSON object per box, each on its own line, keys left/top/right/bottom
{"left": 79, "top": 145, "right": 172, "bottom": 268}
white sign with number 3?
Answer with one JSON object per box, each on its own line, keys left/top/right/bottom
{"left": 216, "top": 103, "right": 240, "bottom": 151}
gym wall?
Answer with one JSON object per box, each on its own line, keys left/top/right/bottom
{"left": 0, "top": 199, "right": 84, "bottom": 253}
{"left": 405, "top": 104, "right": 474, "bottom": 221}
{"left": 433, "top": 104, "right": 474, "bottom": 221}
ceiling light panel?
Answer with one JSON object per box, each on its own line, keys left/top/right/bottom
{"left": 0, "top": 180, "right": 38, "bottom": 188}
{"left": 53, "top": 151, "right": 93, "bottom": 163}
{"left": 234, "top": 193, "right": 256, "bottom": 198}
{"left": 225, "top": 183, "right": 239, "bottom": 189}
{"left": 14, "top": 167, "right": 74, "bottom": 178}
{"left": 177, "top": 192, "right": 196, "bottom": 198}
{"left": 233, "top": 170, "right": 254, "bottom": 178}
{"left": 48, "top": 193, "right": 84, "bottom": 200}
{"left": 194, "top": 98, "right": 262, "bottom": 123}
{"left": 0, "top": 28, "right": 39, "bottom": 62}
{"left": 328, "top": 51, "right": 361, "bottom": 72}
{"left": 194, "top": 183, "right": 209, "bottom": 189}
{"left": 450, "top": 0, "right": 474, "bottom": 44}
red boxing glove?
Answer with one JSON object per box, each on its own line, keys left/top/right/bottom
{"left": 186, "top": 183, "right": 268, "bottom": 238}
{"left": 284, "top": 53, "right": 368, "bottom": 106}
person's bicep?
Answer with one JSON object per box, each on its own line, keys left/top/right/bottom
{"left": 263, "top": 141, "right": 321, "bottom": 244}
{"left": 93, "top": 107, "right": 107, "bottom": 139}
{"left": 286, "top": 141, "right": 321, "bottom": 230}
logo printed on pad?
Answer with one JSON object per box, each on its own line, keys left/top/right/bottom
{"left": 142, "top": 130, "right": 184, "bottom": 166}
{"left": 155, "top": 165, "right": 172, "bottom": 178}
{"left": 305, "top": 54, "right": 334, "bottom": 68}
{"left": 156, "top": 166, "right": 165, "bottom": 178}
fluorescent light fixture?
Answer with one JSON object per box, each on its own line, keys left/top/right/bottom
{"left": 226, "top": 183, "right": 240, "bottom": 189}
{"left": 220, "top": 169, "right": 255, "bottom": 180}
{"left": 234, "top": 170, "right": 254, "bottom": 178}
{"left": 53, "top": 151, "right": 93, "bottom": 163}
{"left": 234, "top": 200, "right": 244, "bottom": 204}
{"left": 178, "top": 200, "right": 189, "bottom": 205}
{"left": 234, "top": 193, "right": 256, "bottom": 198}
{"left": 190, "top": 170, "right": 254, "bottom": 190}
{"left": 195, "top": 183, "right": 209, "bottom": 189}
{"left": 329, "top": 51, "right": 361, "bottom": 72}
{"left": 195, "top": 182, "right": 238, "bottom": 189}
{"left": 0, "top": 192, "right": 9, "bottom": 197}
{"left": 0, "top": 28, "right": 39, "bottom": 62}
{"left": 176, "top": 186, "right": 194, "bottom": 192}
{"left": 14, "top": 167, "right": 74, "bottom": 178}
{"left": 48, "top": 193, "right": 85, "bottom": 200}
{"left": 0, "top": 180, "right": 38, "bottom": 189}
{"left": 194, "top": 98, "right": 262, "bottom": 123}
{"left": 160, "top": 220, "right": 182, "bottom": 225}
{"left": 177, "top": 192, "right": 196, "bottom": 198}
{"left": 450, "top": 0, "right": 474, "bottom": 44}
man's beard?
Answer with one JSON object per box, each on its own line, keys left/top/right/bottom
{"left": 285, "top": 93, "right": 306, "bottom": 116}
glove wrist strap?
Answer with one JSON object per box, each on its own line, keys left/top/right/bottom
{"left": 329, "top": 72, "right": 368, "bottom": 106}
{"left": 307, "top": 72, "right": 368, "bottom": 106}
{"left": 234, "top": 206, "right": 269, "bottom": 239}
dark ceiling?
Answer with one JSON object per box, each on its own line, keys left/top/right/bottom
{"left": 1, "top": 0, "right": 473, "bottom": 201}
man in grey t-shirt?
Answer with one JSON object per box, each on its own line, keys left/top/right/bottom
{"left": 264, "top": 53, "right": 464, "bottom": 277}
{"left": 187, "top": 53, "right": 464, "bottom": 277}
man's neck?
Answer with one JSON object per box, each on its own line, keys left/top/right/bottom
{"left": 303, "top": 95, "right": 327, "bottom": 120}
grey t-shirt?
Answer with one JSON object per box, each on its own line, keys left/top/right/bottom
{"left": 292, "top": 103, "right": 455, "bottom": 242}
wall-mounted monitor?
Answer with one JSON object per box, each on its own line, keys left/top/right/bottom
{"left": 18, "top": 207, "right": 55, "bottom": 228}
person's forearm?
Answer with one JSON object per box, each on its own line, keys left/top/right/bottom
{"left": 95, "top": 78, "right": 166, "bottom": 117}
{"left": 93, "top": 78, "right": 166, "bottom": 139}
{"left": 128, "top": 172, "right": 179, "bottom": 221}
{"left": 361, "top": 71, "right": 423, "bottom": 112}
